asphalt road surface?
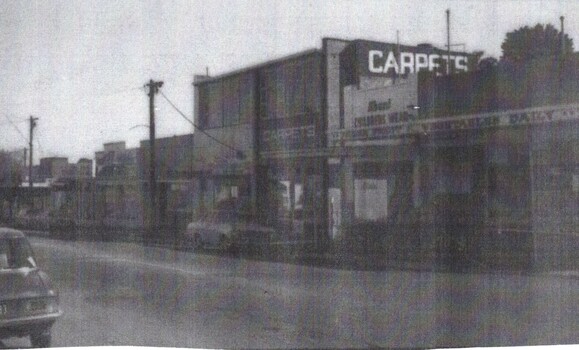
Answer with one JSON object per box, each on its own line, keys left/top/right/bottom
{"left": 3, "top": 236, "right": 578, "bottom": 348}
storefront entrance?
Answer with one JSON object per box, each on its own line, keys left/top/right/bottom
{"left": 261, "top": 157, "right": 328, "bottom": 252}
{"left": 432, "top": 146, "right": 485, "bottom": 268}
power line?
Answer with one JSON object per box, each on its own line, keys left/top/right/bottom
{"left": 159, "top": 91, "right": 245, "bottom": 159}
{"left": 0, "top": 116, "right": 28, "bottom": 126}
{"left": 96, "top": 85, "right": 146, "bottom": 98}
{"left": 2, "top": 115, "right": 28, "bottom": 144}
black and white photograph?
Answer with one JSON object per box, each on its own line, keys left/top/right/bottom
{"left": 1, "top": 1, "right": 578, "bottom": 348}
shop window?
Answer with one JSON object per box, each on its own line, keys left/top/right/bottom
{"left": 203, "top": 81, "right": 223, "bottom": 129}
{"left": 231, "top": 186, "right": 239, "bottom": 198}
{"left": 199, "top": 73, "right": 254, "bottom": 128}
{"left": 222, "top": 75, "right": 240, "bottom": 126}
{"left": 288, "top": 61, "right": 305, "bottom": 117}
{"left": 328, "top": 188, "right": 341, "bottom": 239}
{"left": 328, "top": 160, "right": 342, "bottom": 238}
{"left": 263, "top": 68, "right": 277, "bottom": 120}
{"left": 294, "top": 182, "right": 304, "bottom": 214}
{"left": 279, "top": 180, "right": 291, "bottom": 212}
{"left": 354, "top": 179, "right": 389, "bottom": 221}
{"left": 214, "top": 183, "right": 236, "bottom": 203}
{"left": 275, "top": 65, "right": 287, "bottom": 119}
{"left": 304, "top": 54, "right": 322, "bottom": 115}
{"left": 239, "top": 72, "right": 255, "bottom": 124}
{"left": 260, "top": 53, "right": 322, "bottom": 122}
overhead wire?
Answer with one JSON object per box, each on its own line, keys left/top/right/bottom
{"left": 0, "top": 116, "right": 28, "bottom": 126}
{"left": 97, "top": 85, "right": 146, "bottom": 98}
{"left": 159, "top": 90, "right": 245, "bottom": 159}
{"left": 2, "top": 114, "right": 28, "bottom": 144}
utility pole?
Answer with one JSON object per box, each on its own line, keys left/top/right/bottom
{"left": 145, "top": 79, "right": 163, "bottom": 242}
{"left": 28, "top": 116, "right": 38, "bottom": 188}
{"left": 559, "top": 16, "right": 565, "bottom": 103}
{"left": 446, "top": 9, "right": 451, "bottom": 75}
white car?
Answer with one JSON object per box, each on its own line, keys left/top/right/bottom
{"left": 184, "top": 209, "right": 275, "bottom": 253}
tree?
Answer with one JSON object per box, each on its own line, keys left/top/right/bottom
{"left": 477, "top": 56, "right": 499, "bottom": 71}
{"left": 501, "top": 23, "right": 574, "bottom": 63}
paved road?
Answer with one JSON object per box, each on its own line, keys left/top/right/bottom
{"left": 3, "top": 237, "right": 578, "bottom": 348}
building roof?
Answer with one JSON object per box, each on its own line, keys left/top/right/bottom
{"left": 139, "top": 133, "right": 194, "bottom": 148}
{"left": 193, "top": 48, "right": 321, "bottom": 86}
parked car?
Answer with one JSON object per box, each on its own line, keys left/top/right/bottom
{"left": 0, "top": 228, "right": 62, "bottom": 347}
{"left": 184, "top": 203, "right": 275, "bottom": 253}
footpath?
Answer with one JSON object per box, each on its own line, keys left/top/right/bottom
{"left": 18, "top": 227, "right": 579, "bottom": 277}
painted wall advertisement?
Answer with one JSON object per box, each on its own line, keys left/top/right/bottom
{"left": 331, "top": 104, "right": 579, "bottom": 146}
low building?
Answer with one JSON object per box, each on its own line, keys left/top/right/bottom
{"left": 38, "top": 157, "right": 68, "bottom": 182}
{"left": 12, "top": 156, "right": 95, "bottom": 231}
{"left": 193, "top": 37, "right": 579, "bottom": 268}
{"left": 90, "top": 135, "right": 195, "bottom": 238}
{"left": 140, "top": 134, "right": 195, "bottom": 235}
{"left": 94, "top": 141, "right": 141, "bottom": 231}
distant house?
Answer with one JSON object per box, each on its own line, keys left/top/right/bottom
{"left": 92, "top": 135, "right": 195, "bottom": 237}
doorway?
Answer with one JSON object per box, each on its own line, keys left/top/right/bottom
{"left": 433, "top": 146, "right": 484, "bottom": 268}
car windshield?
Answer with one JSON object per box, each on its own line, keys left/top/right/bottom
{"left": 0, "top": 237, "right": 37, "bottom": 269}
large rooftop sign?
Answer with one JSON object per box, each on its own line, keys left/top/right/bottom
{"left": 340, "top": 40, "right": 478, "bottom": 85}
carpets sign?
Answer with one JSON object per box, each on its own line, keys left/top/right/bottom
{"left": 341, "top": 40, "right": 478, "bottom": 80}
{"left": 368, "top": 49, "right": 469, "bottom": 76}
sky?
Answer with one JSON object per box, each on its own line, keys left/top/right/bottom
{"left": 1, "top": 0, "right": 578, "bottom": 163}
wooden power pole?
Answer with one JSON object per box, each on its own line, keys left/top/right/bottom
{"left": 28, "top": 116, "right": 38, "bottom": 188}
{"left": 145, "top": 80, "right": 163, "bottom": 242}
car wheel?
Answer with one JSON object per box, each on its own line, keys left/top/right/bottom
{"left": 30, "top": 330, "right": 51, "bottom": 348}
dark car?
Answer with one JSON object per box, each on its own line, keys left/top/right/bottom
{"left": 0, "top": 228, "right": 62, "bottom": 347}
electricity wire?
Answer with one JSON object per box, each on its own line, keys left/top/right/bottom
{"left": 159, "top": 91, "right": 245, "bottom": 159}
{"left": 2, "top": 115, "right": 28, "bottom": 144}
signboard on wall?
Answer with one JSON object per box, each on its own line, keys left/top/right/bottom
{"left": 330, "top": 104, "right": 579, "bottom": 146}
{"left": 344, "top": 74, "right": 419, "bottom": 131}
{"left": 341, "top": 40, "right": 478, "bottom": 82}
{"left": 260, "top": 114, "right": 322, "bottom": 152}
{"left": 262, "top": 125, "right": 316, "bottom": 151}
